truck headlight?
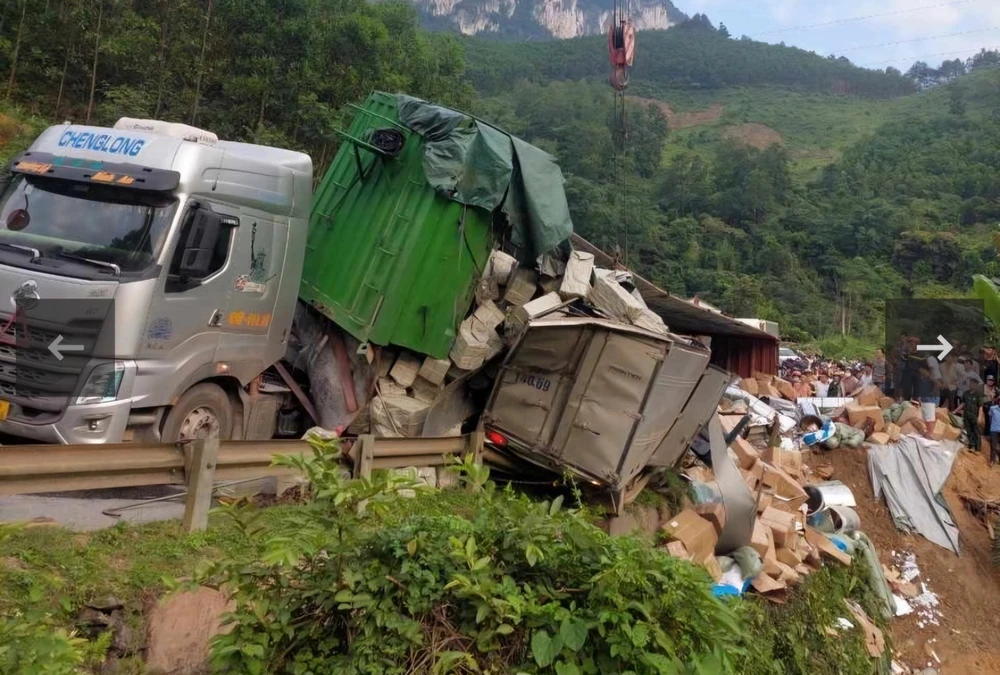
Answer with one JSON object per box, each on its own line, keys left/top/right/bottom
{"left": 76, "top": 361, "right": 125, "bottom": 405}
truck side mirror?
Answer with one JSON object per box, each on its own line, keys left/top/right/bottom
{"left": 178, "top": 208, "right": 223, "bottom": 278}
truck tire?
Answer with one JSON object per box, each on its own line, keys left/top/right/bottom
{"left": 160, "top": 383, "right": 234, "bottom": 442}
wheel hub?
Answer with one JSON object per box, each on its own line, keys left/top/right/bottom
{"left": 178, "top": 406, "right": 221, "bottom": 441}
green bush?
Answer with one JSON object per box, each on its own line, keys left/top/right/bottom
{"left": 0, "top": 525, "right": 99, "bottom": 674}
{"left": 195, "top": 443, "right": 745, "bottom": 674}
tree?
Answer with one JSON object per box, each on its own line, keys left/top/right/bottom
{"left": 950, "top": 85, "right": 967, "bottom": 116}
{"left": 86, "top": 0, "right": 104, "bottom": 124}
{"left": 4, "top": 0, "right": 27, "bottom": 99}
{"left": 717, "top": 22, "right": 730, "bottom": 38}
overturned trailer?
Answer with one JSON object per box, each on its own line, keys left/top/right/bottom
{"left": 481, "top": 317, "right": 711, "bottom": 508}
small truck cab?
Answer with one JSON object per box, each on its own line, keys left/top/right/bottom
{"left": 0, "top": 118, "right": 312, "bottom": 443}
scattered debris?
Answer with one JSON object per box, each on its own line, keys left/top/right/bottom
{"left": 887, "top": 552, "right": 943, "bottom": 629}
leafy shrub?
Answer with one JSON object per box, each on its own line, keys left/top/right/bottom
{"left": 0, "top": 525, "right": 98, "bottom": 674}
{"left": 196, "top": 443, "right": 745, "bottom": 674}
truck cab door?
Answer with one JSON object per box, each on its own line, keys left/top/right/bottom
{"left": 139, "top": 201, "right": 239, "bottom": 394}
{"left": 215, "top": 216, "right": 285, "bottom": 382}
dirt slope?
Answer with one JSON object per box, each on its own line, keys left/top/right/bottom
{"left": 627, "top": 96, "right": 724, "bottom": 129}
{"left": 821, "top": 445, "right": 1000, "bottom": 674}
{"left": 722, "top": 123, "right": 783, "bottom": 149}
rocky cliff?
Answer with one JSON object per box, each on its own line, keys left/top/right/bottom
{"left": 416, "top": 0, "right": 687, "bottom": 39}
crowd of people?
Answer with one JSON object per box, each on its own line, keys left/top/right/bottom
{"left": 779, "top": 344, "right": 1000, "bottom": 465}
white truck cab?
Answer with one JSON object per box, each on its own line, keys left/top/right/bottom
{"left": 0, "top": 119, "right": 311, "bottom": 443}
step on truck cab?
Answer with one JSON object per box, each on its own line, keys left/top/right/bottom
{"left": 0, "top": 118, "right": 311, "bottom": 443}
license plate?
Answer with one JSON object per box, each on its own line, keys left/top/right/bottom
{"left": 0, "top": 400, "right": 10, "bottom": 421}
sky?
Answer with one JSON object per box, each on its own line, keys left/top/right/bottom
{"left": 681, "top": 0, "right": 1000, "bottom": 72}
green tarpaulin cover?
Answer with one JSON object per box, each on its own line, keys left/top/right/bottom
{"left": 397, "top": 95, "right": 573, "bottom": 261}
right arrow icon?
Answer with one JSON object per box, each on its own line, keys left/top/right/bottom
{"left": 916, "top": 334, "right": 953, "bottom": 360}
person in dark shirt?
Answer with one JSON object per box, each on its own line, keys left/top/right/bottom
{"left": 984, "top": 347, "right": 1000, "bottom": 383}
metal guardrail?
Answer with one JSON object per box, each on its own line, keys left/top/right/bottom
{"left": 0, "top": 434, "right": 485, "bottom": 531}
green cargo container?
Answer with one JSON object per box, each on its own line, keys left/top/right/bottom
{"left": 301, "top": 92, "right": 573, "bottom": 360}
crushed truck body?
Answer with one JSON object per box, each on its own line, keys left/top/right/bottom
{"left": 482, "top": 317, "right": 711, "bottom": 500}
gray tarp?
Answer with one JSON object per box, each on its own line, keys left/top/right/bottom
{"left": 867, "top": 436, "right": 961, "bottom": 553}
{"left": 396, "top": 95, "right": 574, "bottom": 261}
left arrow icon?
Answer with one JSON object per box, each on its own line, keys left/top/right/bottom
{"left": 48, "top": 335, "right": 85, "bottom": 361}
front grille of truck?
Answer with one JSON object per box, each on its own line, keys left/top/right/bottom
{"left": 0, "top": 312, "right": 102, "bottom": 419}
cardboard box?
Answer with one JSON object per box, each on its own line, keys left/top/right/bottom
{"left": 804, "top": 527, "right": 852, "bottom": 566}
{"left": 812, "top": 463, "right": 835, "bottom": 480}
{"left": 761, "top": 383, "right": 782, "bottom": 400}
{"left": 774, "top": 378, "right": 796, "bottom": 401}
{"left": 662, "top": 510, "right": 718, "bottom": 562}
{"left": 417, "top": 357, "right": 451, "bottom": 386}
{"left": 665, "top": 541, "right": 692, "bottom": 559}
{"left": 774, "top": 561, "right": 802, "bottom": 585}
{"left": 507, "top": 292, "right": 564, "bottom": 332}
{"left": 750, "top": 573, "right": 786, "bottom": 595}
{"left": 390, "top": 351, "right": 422, "bottom": 387}
{"left": 484, "top": 249, "right": 517, "bottom": 286}
{"left": 409, "top": 376, "right": 443, "bottom": 404}
{"left": 763, "top": 446, "right": 802, "bottom": 476}
{"left": 762, "top": 544, "right": 782, "bottom": 577}
{"left": 895, "top": 405, "right": 923, "bottom": 428}
{"left": 857, "top": 385, "right": 883, "bottom": 407}
{"left": 760, "top": 463, "right": 808, "bottom": 510}
{"left": 742, "top": 460, "right": 765, "bottom": 491}
{"left": 701, "top": 555, "right": 723, "bottom": 582}
{"left": 588, "top": 273, "right": 645, "bottom": 323}
{"left": 776, "top": 545, "right": 804, "bottom": 567}
{"left": 845, "top": 404, "right": 885, "bottom": 432}
{"left": 739, "top": 378, "right": 759, "bottom": 396}
{"left": 942, "top": 424, "right": 961, "bottom": 441}
{"left": 503, "top": 268, "right": 538, "bottom": 307}
{"left": 867, "top": 432, "right": 891, "bottom": 445}
{"left": 377, "top": 377, "right": 407, "bottom": 398}
{"left": 753, "top": 371, "right": 773, "bottom": 385}
{"left": 750, "top": 520, "right": 772, "bottom": 558}
{"left": 472, "top": 300, "right": 506, "bottom": 331}
{"left": 631, "top": 308, "right": 668, "bottom": 335}
{"left": 693, "top": 502, "right": 727, "bottom": 534}
{"left": 884, "top": 422, "right": 901, "bottom": 443}
{"left": 878, "top": 396, "right": 894, "bottom": 409}
{"left": 731, "top": 436, "right": 761, "bottom": 470}
{"left": 755, "top": 492, "right": 773, "bottom": 513}
{"left": 759, "top": 506, "right": 798, "bottom": 548}
{"left": 560, "top": 250, "right": 595, "bottom": 299}
{"left": 936, "top": 407, "right": 952, "bottom": 425}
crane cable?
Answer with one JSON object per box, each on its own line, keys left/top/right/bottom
{"left": 607, "top": 0, "right": 634, "bottom": 266}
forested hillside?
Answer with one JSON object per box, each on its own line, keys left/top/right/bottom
{"left": 465, "top": 20, "right": 916, "bottom": 98}
{"left": 468, "top": 21, "right": 1000, "bottom": 348}
{"left": 1, "top": 1, "right": 998, "bottom": 347}
{"left": 0, "top": 0, "right": 472, "bottom": 166}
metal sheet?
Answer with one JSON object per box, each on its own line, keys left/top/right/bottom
{"left": 649, "top": 366, "right": 731, "bottom": 467}
{"left": 618, "top": 340, "right": 710, "bottom": 484}
{"left": 301, "top": 92, "right": 493, "bottom": 359}
{"left": 707, "top": 415, "right": 756, "bottom": 554}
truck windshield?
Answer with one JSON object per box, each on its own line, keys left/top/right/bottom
{"left": 0, "top": 174, "right": 177, "bottom": 274}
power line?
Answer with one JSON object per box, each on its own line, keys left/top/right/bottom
{"left": 861, "top": 45, "right": 998, "bottom": 66}
{"left": 840, "top": 26, "right": 1000, "bottom": 53}
{"left": 750, "top": 0, "right": 981, "bottom": 37}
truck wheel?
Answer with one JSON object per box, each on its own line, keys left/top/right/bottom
{"left": 161, "top": 383, "right": 233, "bottom": 442}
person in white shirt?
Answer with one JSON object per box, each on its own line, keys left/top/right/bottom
{"left": 812, "top": 373, "right": 830, "bottom": 398}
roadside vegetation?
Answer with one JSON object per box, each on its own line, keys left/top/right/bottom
{"left": 1, "top": 441, "right": 890, "bottom": 674}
